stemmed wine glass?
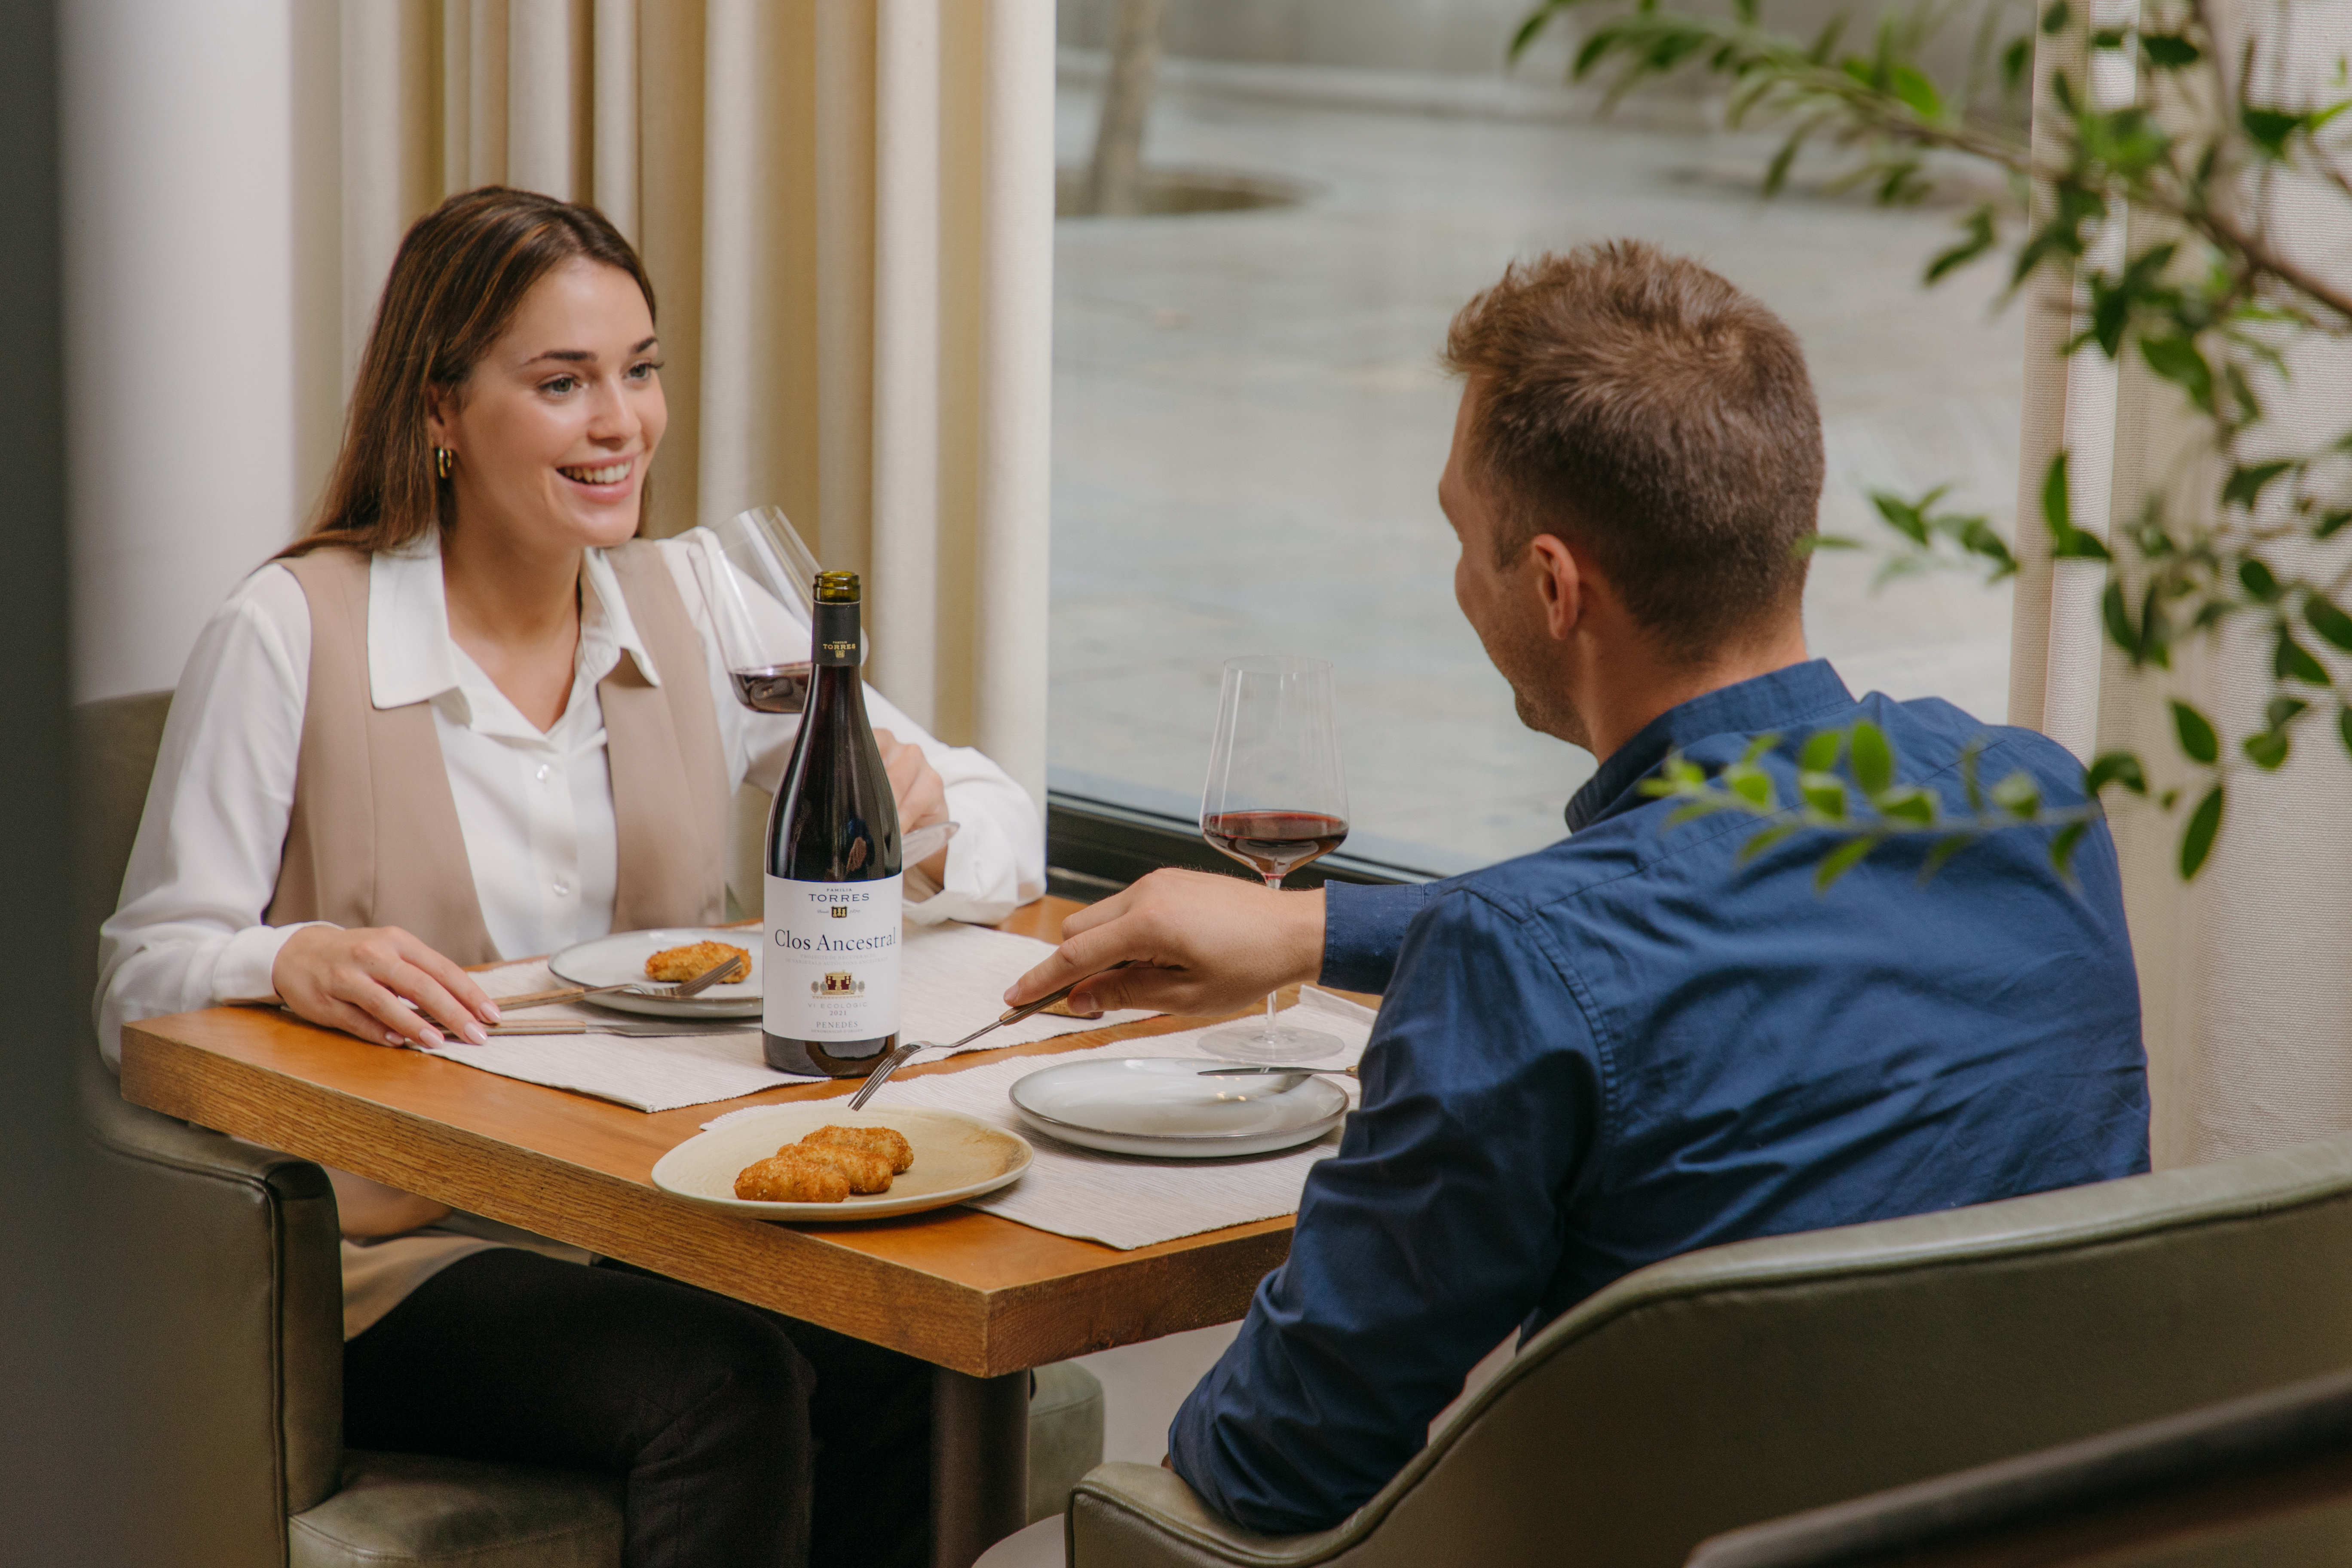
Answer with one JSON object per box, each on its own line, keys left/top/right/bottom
{"left": 1198, "top": 655, "right": 1351, "bottom": 1063}
{"left": 692, "top": 506, "right": 826, "bottom": 715}
{"left": 694, "top": 506, "right": 956, "bottom": 866}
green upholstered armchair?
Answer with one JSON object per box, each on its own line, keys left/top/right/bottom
{"left": 1058, "top": 1128, "right": 2352, "bottom": 1568}
{"left": 75, "top": 690, "right": 1103, "bottom": 1566}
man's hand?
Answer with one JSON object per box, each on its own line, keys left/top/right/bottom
{"left": 273, "top": 925, "right": 499, "bottom": 1047}
{"left": 1006, "top": 869, "right": 1326, "bottom": 1018}
{"left": 876, "top": 729, "right": 951, "bottom": 883}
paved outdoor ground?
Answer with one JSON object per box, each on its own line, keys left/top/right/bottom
{"left": 1050, "top": 77, "right": 2025, "bottom": 874}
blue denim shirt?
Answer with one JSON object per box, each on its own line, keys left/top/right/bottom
{"left": 1168, "top": 661, "right": 2149, "bottom": 1534}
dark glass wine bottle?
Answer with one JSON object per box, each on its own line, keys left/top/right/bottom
{"left": 762, "top": 571, "right": 903, "bottom": 1077}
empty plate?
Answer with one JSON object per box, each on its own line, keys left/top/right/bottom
{"left": 551, "top": 927, "right": 762, "bottom": 1018}
{"left": 652, "top": 1105, "right": 1031, "bottom": 1221}
{"left": 1008, "top": 1057, "right": 1350, "bottom": 1158}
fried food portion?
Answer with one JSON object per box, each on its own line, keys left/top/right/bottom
{"left": 802, "top": 1124, "right": 915, "bottom": 1174}
{"left": 790, "top": 1142, "right": 894, "bottom": 1194}
{"left": 734, "top": 1150, "right": 850, "bottom": 1204}
{"left": 646, "top": 940, "right": 750, "bottom": 984}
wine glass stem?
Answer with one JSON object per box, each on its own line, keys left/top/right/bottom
{"left": 1259, "top": 872, "right": 1285, "bottom": 1041}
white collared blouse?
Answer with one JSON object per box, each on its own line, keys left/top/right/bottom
{"left": 96, "top": 529, "right": 1046, "bottom": 1066}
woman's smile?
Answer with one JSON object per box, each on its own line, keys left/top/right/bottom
{"left": 557, "top": 456, "right": 637, "bottom": 494}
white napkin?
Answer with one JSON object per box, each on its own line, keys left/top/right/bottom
{"left": 415, "top": 922, "right": 1155, "bottom": 1113}
{"left": 702, "top": 987, "right": 1378, "bottom": 1250}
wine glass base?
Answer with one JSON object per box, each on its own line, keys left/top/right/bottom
{"left": 1198, "top": 1018, "right": 1345, "bottom": 1063}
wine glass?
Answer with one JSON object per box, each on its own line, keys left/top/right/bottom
{"left": 693, "top": 506, "right": 826, "bottom": 714}
{"left": 1198, "top": 655, "right": 1351, "bottom": 1063}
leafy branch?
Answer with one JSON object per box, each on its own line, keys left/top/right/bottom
{"left": 1519, "top": 0, "right": 2352, "bottom": 881}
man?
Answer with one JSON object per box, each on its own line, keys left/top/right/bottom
{"left": 1008, "top": 241, "right": 2148, "bottom": 1535}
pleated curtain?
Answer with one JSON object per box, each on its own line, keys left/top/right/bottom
{"left": 319, "top": 0, "right": 1055, "bottom": 800}
{"left": 2006, "top": 0, "right": 2352, "bottom": 1167}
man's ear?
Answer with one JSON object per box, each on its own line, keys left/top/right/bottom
{"left": 1528, "top": 533, "right": 1582, "bottom": 642}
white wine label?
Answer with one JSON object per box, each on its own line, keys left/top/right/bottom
{"left": 763, "top": 873, "right": 903, "bottom": 1040}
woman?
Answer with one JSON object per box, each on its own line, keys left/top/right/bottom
{"left": 97, "top": 187, "right": 1041, "bottom": 1567}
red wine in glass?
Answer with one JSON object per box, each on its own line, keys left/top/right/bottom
{"left": 731, "top": 662, "right": 813, "bottom": 715}
{"left": 1202, "top": 811, "right": 1349, "bottom": 880}
{"left": 1199, "top": 655, "right": 1351, "bottom": 1063}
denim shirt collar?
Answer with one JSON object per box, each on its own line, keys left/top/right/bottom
{"left": 1565, "top": 658, "right": 1856, "bottom": 832}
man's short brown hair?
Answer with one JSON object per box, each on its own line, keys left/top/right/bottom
{"left": 1443, "top": 241, "right": 1824, "bottom": 664}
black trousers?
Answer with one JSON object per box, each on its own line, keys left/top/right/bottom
{"left": 343, "top": 1247, "right": 932, "bottom": 1568}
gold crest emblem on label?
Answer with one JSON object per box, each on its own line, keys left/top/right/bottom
{"left": 812, "top": 970, "right": 865, "bottom": 997}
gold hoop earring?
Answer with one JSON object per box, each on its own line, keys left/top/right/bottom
{"left": 434, "top": 446, "right": 454, "bottom": 481}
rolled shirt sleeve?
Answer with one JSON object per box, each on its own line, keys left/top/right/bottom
{"left": 1170, "top": 886, "right": 1603, "bottom": 1533}
{"left": 1317, "top": 880, "right": 1441, "bottom": 995}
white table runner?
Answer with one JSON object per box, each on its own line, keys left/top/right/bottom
{"left": 415, "top": 922, "right": 1155, "bottom": 1113}
{"left": 704, "top": 987, "right": 1378, "bottom": 1251}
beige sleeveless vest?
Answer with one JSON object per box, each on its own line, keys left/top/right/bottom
{"left": 265, "top": 542, "right": 729, "bottom": 961}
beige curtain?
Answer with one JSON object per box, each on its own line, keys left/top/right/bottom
{"left": 2007, "top": 0, "right": 2352, "bottom": 1167}
{"left": 308, "top": 0, "right": 1056, "bottom": 799}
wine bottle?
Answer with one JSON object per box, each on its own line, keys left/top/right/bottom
{"left": 762, "top": 571, "right": 902, "bottom": 1076}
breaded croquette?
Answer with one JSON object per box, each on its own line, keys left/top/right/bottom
{"left": 790, "top": 1142, "right": 894, "bottom": 1194}
{"left": 734, "top": 1150, "right": 851, "bottom": 1203}
{"left": 802, "top": 1124, "right": 915, "bottom": 1174}
{"left": 646, "top": 940, "right": 750, "bottom": 984}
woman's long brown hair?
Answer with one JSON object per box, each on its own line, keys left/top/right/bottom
{"left": 284, "top": 186, "right": 656, "bottom": 559}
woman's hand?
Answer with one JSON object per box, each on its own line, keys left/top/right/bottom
{"left": 876, "top": 729, "right": 952, "bottom": 884}
{"left": 273, "top": 924, "right": 501, "bottom": 1047}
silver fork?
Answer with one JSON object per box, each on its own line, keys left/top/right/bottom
{"left": 846, "top": 961, "right": 1139, "bottom": 1110}
{"left": 496, "top": 953, "right": 745, "bottom": 1011}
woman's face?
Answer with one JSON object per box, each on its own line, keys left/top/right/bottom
{"left": 429, "top": 257, "right": 665, "bottom": 555}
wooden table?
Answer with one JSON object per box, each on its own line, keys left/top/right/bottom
{"left": 117, "top": 897, "right": 1303, "bottom": 1568}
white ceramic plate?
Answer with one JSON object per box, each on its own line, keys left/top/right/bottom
{"left": 1008, "top": 1057, "right": 1349, "bottom": 1159}
{"left": 651, "top": 1105, "right": 1031, "bottom": 1221}
{"left": 551, "top": 927, "right": 763, "bottom": 1018}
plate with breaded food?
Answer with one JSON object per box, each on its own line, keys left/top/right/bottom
{"left": 550, "top": 927, "right": 761, "bottom": 1018}
{"left": 650, "top": 1106, "right": 1032, "bottom": 1220}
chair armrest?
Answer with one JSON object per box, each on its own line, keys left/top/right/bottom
{"left": 79, "top": 1047, "right": 346, "bottom": 1528}
{"left": 1069, "top": 1464, "right": 1353, "bottom": 1568}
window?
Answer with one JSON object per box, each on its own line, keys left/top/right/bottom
{"left": 1050, "top": 6, "right": 2019, "bottom": 877}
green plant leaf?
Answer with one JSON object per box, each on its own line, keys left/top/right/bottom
{"left": 2139, "top": 334, "right": 2215, "bottom": 413}
{"left": 2276, "top": 626, "right": 2331, "bottom": 685}
{"left": 1799, "top": 772, "right": 1849, "bottom": 821}
{"left": 1800, "top": 728, "right": 1844, "bottom": 773}
{"left": 2103, "top": 581, "right": 2138, "bottom": 658}
{"left": 2171, "top": 699, "right": 2219, "bottom": 764}
{"left": 2139, "top": 32, "right": 2200, "bottom": 66}
{"left": 2266, "top": 696, "right": 2310, "bottom": 730}
{"left": 1814, "top": 836, "right": 1877, "bottom": 891}
{"left": 2242, "top": 105, "right": 2305, "bottom": 157}
{"left": 2223, "top": 460, "right": 2295, "bottom": 511}
{"left": 2041, "top": 450, "right": 2072, "bottom": 536}
{"left": 1990, "top": 771, "right": 2041, "bottom": 819}
{"left": 1920, "top": 833, "right": 1974, "bottom": 882}
{"left": 2239, "top": 557, "right": 2282, "bottom": 601}
{"left": 1890, "top": 65, "right": 1943, "bottom": 119}
{"left": 1666, "top": 799, "right": 1730, "bottom": 828}
{"left": 1736, "top": 821, "right": 1801, "bottom": 863}
{"left": 2318, "top": 509, "right": 2352, "bottom": 540}
{"left": 2049, "top": 819, "right": 2089, "bottom": 883}
{"left": 2306, "top": 594, "right": 2352, "bottom": 652}
{"left": 1849, "top": 720, "right": 1895, "bottom": 796}
{"left": 1877, "top": 786, "right": 1937, "bottom": 826}
{"left": 2178, "top": 785, "right": 2224, "bottom": 878}
{"left": 2243, "top": 729, "right": 2291, "bottom": 770}
{"left": 2041, "top": 0, "right": 2071, "bottom": 33}
{"left": 1740, "top": 732, "right": 1779, "bottom": 764}
{"left": 2086, "top": 750, "right": 2147, "bottom": 796}
{"left": 1926, "top": 205, "right": 1998, "bottom": 282}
